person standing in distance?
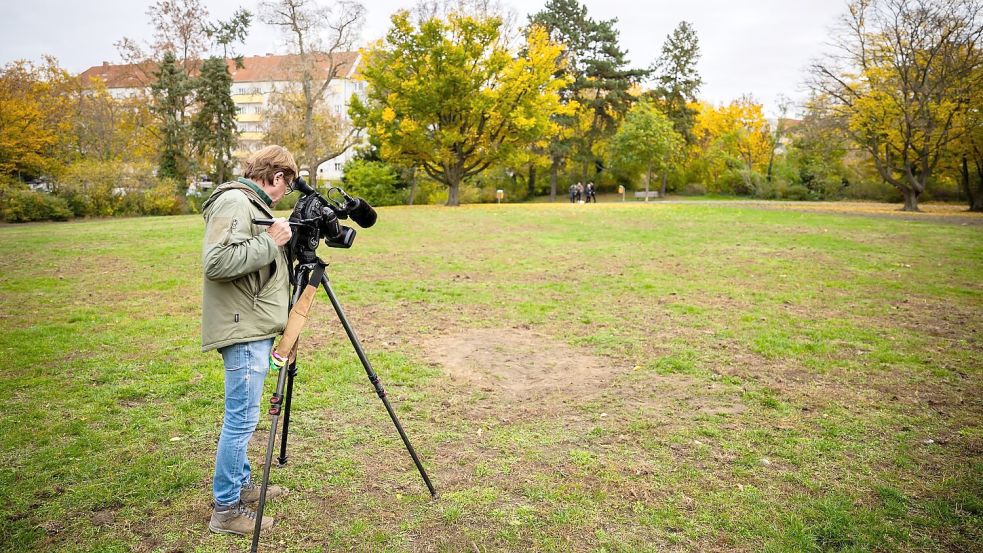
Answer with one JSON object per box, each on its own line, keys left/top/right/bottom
{"left": 200, "top": 145, "right": 297, "bottom": 535}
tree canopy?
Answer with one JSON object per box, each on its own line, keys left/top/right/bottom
{"left": 352, "top": 11, "right": 571, "bottom": 205}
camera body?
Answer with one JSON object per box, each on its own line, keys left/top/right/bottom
{"left": 287, "top": 177, "right": 376, "bottom": 264}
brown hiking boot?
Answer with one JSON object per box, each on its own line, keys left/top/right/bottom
{"left": 240, "top": 481, "right": 288, "bottom": 505}
{"left": 208, "top": 501, "right": 274, "bottom": 536}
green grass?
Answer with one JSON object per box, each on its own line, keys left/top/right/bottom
{"left": 0, "top": 202, "right": 981, "bottom": 552}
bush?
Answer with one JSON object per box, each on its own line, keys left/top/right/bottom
{"left": 1, "top": 189, "right": 73, "bottom": 222}
{"left": 840, "top": 178, "right": 901, "bottom": 202}
{"left": 680, "top": 182, "right": 707, "bottom": 196}
{"left": 138, "top": 179, "right": 184, "bottom": 215}
{"left": 784, "top": 184, "right": 813, "bottom": 201}
{"left": 341, "top": 160, "right": 406, "bottom": 206}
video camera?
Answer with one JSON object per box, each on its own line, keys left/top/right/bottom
{"left": 254, "top": 176, "right": 377, "bottom": 264}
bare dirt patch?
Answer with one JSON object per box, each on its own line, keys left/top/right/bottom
{"left": 423, "top": 327, "right": 618, "bottom": 397}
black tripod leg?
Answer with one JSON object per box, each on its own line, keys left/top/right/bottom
{"left": 319, "top": 274, "right": 438, "bottom": 498}
{"left": 251, "top": 271, "right": 308, "bottom": 553}
{"left": 277, "top": 362, "right": 297, "bottom": 465}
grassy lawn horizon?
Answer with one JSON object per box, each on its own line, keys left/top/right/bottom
{"left": 0, "top": 202, "right": 980, "bottom": 552}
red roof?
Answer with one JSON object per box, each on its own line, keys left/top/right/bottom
{"left": 78, "top": 52, "right": 361, "bottom": 89}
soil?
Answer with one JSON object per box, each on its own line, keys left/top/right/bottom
{"left": 422, "top": 327, "right": 618, "bottom": 397}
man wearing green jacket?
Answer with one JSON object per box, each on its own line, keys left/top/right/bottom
{"left": 201, "top": 145, "right": 297, "bottom": 535}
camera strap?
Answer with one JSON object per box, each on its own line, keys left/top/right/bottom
{"left": 271, "top": 263, "right": 325, "bottom": 366}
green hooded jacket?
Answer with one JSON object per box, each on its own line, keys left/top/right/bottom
{"left": 200, "top": 179, "right": 290, "bottom": 352}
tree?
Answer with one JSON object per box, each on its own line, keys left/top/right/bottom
{"left": 70, "top": 77, "right": 157, "bottom": 164}
{"left": 609, "top": 100, "right": 683, "bottom": 199}
{"left": 260, "top": 0, "right": 365, "bottom": 178}
{"left": 263, "top": 91, "right": 353, "bottom": 176}
{"left": 192, "top": 10, "right": 251, "bottom": 184}
{"left": 528, "top": 0, "right": 646, "bottom": 192}
{"left": 351, "top": 12, "right": 570, "bottom": 206}
{"left": 192, "top": 57, "right": 238, "bottom": 184}
{"left": 765, "top": 95, "right": 793, "bottom": 182}
{"left": 648, "top": 21, "right": 702, "bottom": 142}
{"left": 787, "top": 94, "right": 853, "bottom": 199}
{"left": 950, "top": 66, "right": 983, "bottom": 211}
{"left": 811, "top": 0, "right": 983, "bottom": 211}
{"left": 690, "top": 98, "right": 772, "bottom": 194}
{"left": 0, "top": 58, "right": 74, "bottom": 180}
{"left": 151, "top": 51, "right": 193, "bottom": 182}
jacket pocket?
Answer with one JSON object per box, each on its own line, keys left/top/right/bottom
{"left": 257, "top": 254, "right": 284, "bottom": 298}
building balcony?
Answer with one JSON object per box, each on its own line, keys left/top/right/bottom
{"left": 238, "top": 131, "right": 265, "bottom": 141}
{"left": 235, "top": 112, "right": 263, "bottom": 122}
{"left": 232, "top": 93, "right": 264, "bottom": 104}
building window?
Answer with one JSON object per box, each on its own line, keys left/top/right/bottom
{"left": 334, "top": 163, "right": 342, "bottom": 171}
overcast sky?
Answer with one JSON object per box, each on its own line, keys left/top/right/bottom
{"left": 0, "top": 0, "right": 846, "bottom": 117}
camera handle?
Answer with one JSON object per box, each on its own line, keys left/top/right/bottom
{"left": 252, "top": 218, "right": 307, "bottom": 227}
{"left": 250, "top": 260, "right": 437, "bottom": 553}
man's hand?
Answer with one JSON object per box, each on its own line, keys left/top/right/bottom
{"left": 267, "top": 218, "right": 293, "bottom": 246}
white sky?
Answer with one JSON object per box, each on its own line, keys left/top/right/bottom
{"left": 0, "top": 0, "right": 846, "bottom": 117}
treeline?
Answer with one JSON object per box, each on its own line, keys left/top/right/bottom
{"left": 0, "top": 0, "right": 255, "bottom": 222}
{"left": 351, "top": 0, "right": 982, "bottom": 211}
{"left": 2, "top": 0, "right": 980, "bottom": 222}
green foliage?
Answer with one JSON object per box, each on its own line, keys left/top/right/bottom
{"left": 529, "top": 0, "right": 648, "bottom": 181}
{"left": 136, "top": 179, "right": 185, "bottom": 215}
{"left": 0, "top": 188, "right": 72, "bottom": 222}
{"left": 48, "top": 160, "right": 186, "bottom": 218}
{"left": 609, "top": 100, "right": 683, "bottom": 190}
{"left": 647, "top": 21, "right": 702, "bottom": 142}
{"left": 191, "top": 56, "right": 238, "bottom": 184}
{"left": 150, "top": 51, "right": 192, "bottom": 182}
{"left": 341, "top": 159, "right": 405, "bottom": 206}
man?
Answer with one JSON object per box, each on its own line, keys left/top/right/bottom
{"left": 200, "top": 145, "right": 297, "bottom": 535}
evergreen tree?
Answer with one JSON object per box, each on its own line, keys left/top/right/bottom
{"left": 649, "top": 21, "right": 702, "bottom": 143}
{"left": 529, "top": 0, "right": 646, "bottom": 184}
{"left": 193, "top": 9, "right": 251, "bottom": 184}
{"left": 192, "top": 57, "right": 238, "bottom": 184}
{"left": 150, "top": 51, "right": 192, "bottom": 182}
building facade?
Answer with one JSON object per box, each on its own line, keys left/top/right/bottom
{"left": 79, "top": 52, "right": 365, "bottom": 183}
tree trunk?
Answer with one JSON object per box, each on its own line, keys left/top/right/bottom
{"left": 550, "top": 158, "right": 559, "bottom": 202}
{"left": 901, "top": 187, "right": 921, "bottom": 212}
{"left": 446, "top": 180, "right": 460, "bottom": 206}
{"left": 660, "top": 172, "right": 668, "bottom": 198}
{"left": 961, "top": 154, "right": 983, "bottom": 212}
{"left": 975, "top": 157, "right": 983, "bottom": 212}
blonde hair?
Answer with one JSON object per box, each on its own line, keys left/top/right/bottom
{"left": 243, "top": 145, "right": 298, "bottom": 185}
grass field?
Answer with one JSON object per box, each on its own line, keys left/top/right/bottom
{"left": 1, "top": 202, "right": 981, "bottom": 552}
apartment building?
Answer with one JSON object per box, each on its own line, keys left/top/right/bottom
{"left": 78, "top": 52, "right": 365, "bottom": 182}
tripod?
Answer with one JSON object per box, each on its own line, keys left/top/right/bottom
{"left": 250, "top": 258, "right": 437, "bottom": 553}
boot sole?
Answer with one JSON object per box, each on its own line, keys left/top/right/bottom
{"left": 208, "top": 521, "right": 274, "bottom": 535}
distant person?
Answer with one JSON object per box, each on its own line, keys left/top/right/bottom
{"left": 569, "top": 183, "right": 577, "bottom": 203}
{"left": 586, "top": 182, "right": 596, "bottom": 203}
{"left": 576, "top": 182, "right": 585, "bottom": 204}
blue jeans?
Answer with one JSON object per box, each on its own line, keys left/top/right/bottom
{"left": 213, "top": 338, "right": 272, "bottom": 507}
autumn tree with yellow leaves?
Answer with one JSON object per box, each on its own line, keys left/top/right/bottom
{"left": 811, "top": 0, "right": 983, "bottom": 211}
{"left": 351, "top": 11, "right": 572, "bottom": 206}
{"left": 689, "top": 97, "right": 772, "bottom": 194}
{"left": 0, "top": 58, "right": 75, "bottom": 181}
